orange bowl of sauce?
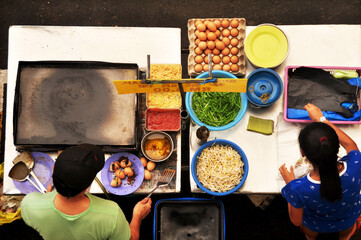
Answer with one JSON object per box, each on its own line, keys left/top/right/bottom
{"left": 141, "top": 131, "right": 174, "bottom": 162}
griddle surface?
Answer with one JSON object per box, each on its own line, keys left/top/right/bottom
{"left": 15, "top": 62, "right": 138, "bottom": 147}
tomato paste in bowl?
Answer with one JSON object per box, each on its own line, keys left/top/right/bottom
{"left": 145, "top": 108, "right": 181, "bottom": 132}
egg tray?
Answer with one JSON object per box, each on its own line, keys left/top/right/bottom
{"left": 187, "top": 18, "right": 246, "bottom": 77}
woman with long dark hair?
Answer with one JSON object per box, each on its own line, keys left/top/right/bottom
{"left": 280, "top": 103, "right": 361, "bottom": 240}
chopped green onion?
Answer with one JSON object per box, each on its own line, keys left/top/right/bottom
{"left": 192, "top": 92, "right": 242, "bottom": 127}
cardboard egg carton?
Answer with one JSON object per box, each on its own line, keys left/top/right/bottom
{"left": 187, "top": 18, "right": 246, "bottom": 77}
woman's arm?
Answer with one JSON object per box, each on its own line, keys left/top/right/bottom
{"left": 304, "top": 103, "right": 359, "bottom": 153}
{"left": 279, "top": 164, "right": 303, "bottom": 226}
{"left": 288, "top": 204, "right": 304, "bottom": 226}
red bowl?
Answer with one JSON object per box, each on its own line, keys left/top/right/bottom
{"left": 145, "top": 108, "right": 181, "bottom": 132}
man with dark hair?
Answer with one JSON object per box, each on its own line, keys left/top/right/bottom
{"left": 20, "top": 144, "right": 152, "bottom": 240}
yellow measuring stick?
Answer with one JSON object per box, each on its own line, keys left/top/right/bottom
{"left": 113, "top": 78, "right": 248, "bottom": 94}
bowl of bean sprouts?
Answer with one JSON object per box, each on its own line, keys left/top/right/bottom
{"left": 191, "top": 139, "right": 249, "bottom": 196}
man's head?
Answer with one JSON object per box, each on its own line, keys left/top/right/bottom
{"left": 53, "top": 144, "right": 104, "bottom": 198}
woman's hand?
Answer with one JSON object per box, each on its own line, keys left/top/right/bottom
{"left": 304, "top": 103, "right": 359, "bottom": 152}
{"left": 304, "top": 103, "right": 324, "bottom": 122}
{"left": 279, "top": 163, "right": 295, "bottom": 184}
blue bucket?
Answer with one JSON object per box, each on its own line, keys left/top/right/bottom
{"left": 185, "top": 70, "right": 248, "bottom": 131}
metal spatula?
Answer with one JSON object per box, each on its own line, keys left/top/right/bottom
{"left": 13, "top": 152, "right": 47, "bottom": 193}
{"left": 146, "top": 169, "right": 175, "bottom": 199}
{"left": 9, "top": 161, "right": 44, "bottom": 193}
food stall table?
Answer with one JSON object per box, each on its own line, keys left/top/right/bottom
{"left": 3, "top": 26, "right": 182, "bottom": 194}
{"left": 189, "top": 24, "right": 361, "bottom": 194}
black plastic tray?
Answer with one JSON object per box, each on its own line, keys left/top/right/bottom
{"left": 154, "top": 198, "right": 225, "bottom": 240}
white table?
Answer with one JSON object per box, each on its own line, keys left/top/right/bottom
{"left": 4, "top": 26, "right": 182, "bottom": 194}
{"left": 189, "top": 24, "right": 361, "bottom": 194}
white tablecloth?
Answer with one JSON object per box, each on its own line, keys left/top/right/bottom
{"left": 189, "top": 24, "right": 361, "bottom": 194}
{"left": 4, "top": 26, "right": 182, "bottom": 194}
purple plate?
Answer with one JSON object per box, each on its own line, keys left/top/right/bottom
{"left": 13, "top": 152, "right": 54, "bottom": 194}
{"left": 101, "top": 152, "right": 144, "bottom": 196}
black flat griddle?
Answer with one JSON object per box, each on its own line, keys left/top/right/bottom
{"left": 13, "top": 61, "right": 139, "bottom": 152}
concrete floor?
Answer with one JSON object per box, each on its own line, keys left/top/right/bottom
{"left": 0, "top": 1, "right": 361, "bottom": 239}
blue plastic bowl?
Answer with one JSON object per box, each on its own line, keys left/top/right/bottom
{"left": 185, "top": 70, "right": 248, "bottom": 131}
{"left": 246, "top": 68, "right": 283, "bottom": 107}
{"left": 191, "top": 139, "right": 249, "bottom": 196}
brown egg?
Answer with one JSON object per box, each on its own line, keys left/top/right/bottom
{"left": 110, "top": 161, "right": 121, "bottom": 172}
{"left": 115, "top": 170, "right": 126, "bottom": 179}
{"left": 198, "top": 41, "right": 207, "bottom": 50}
{"left": 195, "top": 20, "right": 203, "bottom": 27}
{"left": 140, "top": 157, "right": 147, "bottom": 167}
{"left": 215, "top": 30, "right": 221, "bottom": 38}
{"left": 216, "top": 41, "right": 225, "bottom": 50}
{"left": 222, "top": 56, "right": 231, "bottom": 64}
{"left": 204, "top": 49, "right": 212, "bottom": 55}
{"left": 222, "top": 48, "right": 230, "bottom": 56}
{"left": 144, "top": 170, "right": 152, "bottom": 181}
{"left": 213, "top": 48, "right": 220, "bottom": 55}
{"left": 120, "top": 159, "right": 132, "bottom": 168}
{"left": 230, "top": 19, "right": 239, "bottom": 28}
{"left": 207, "top": 22, "right": 217, "bottom": 32}
{"left": 221, "top": 20, "right": 230, "bottom": 28}
{"left": 203, "top": 64, "right": 209, "bottom": 71}
{"left": 194, "top": 64, "right": 203, "bottom": 72}
{"left": 194, "top": 55, "right": 203, "bottom": 64}
{"left": 147, "top": 161, "right": 156, "bottom": 171}
{"left": 204, "top": 56, "right": 209, "bottom": 64}
{"left": 195, "top": 47, "right": 203, "bottom": 55}
{"left": 222, "top": 29, "right": 230, "bottom": 37}
{"left": 207, "top": 41, "right": 216, "bottom": 50}
{"left": 214, "top": 20, "right": 221, "bottom": 28}
{"left": 222, "top": 37, "right": 230, "bottom": 46}
{"left": 110, "top": 177, "right": 121, "bottom": 187}
{"left": 197, "top": 23, "right": 206, "bottom": 32}
{"left": 213, "top": 64, "right": 222, "bottom": 70}
{"left": 198, "top": 32, "right": 207, "bottom": 41}
{"left": 195, "top": 30, "right": 199, "bottom": 37}
{"left": 230, "top": 38, "right": 239, "bottom": 46}
{"left": 212, "top": 56, "right": 221, "bottom": 64}
{"left": 231, "top": 28, "right": 239, "bottom": 37}
{"left": 231, "top": 56, "right": 239, "bottom": 64}
{"left": 231, "top": 64, "right": 239, "bottom": 72}
{"left": 124, "top": 167, "right": 134, "bottom": 177}
{"left": 223, "top": 64, "right": 231, "bottom": 72}
{"left": 230, "top": 47, "right": 239, "bottom": 55}
{"left": 207, "top": 32, "right": 216, "bottom": 41}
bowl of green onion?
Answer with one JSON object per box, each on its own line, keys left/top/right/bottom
{"left": 185, "top": 70, "right": 248, "bottom": 131}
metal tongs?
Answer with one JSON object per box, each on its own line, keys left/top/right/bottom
{"left": 141, "top": 54, "right": 217, "bottom": 85}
